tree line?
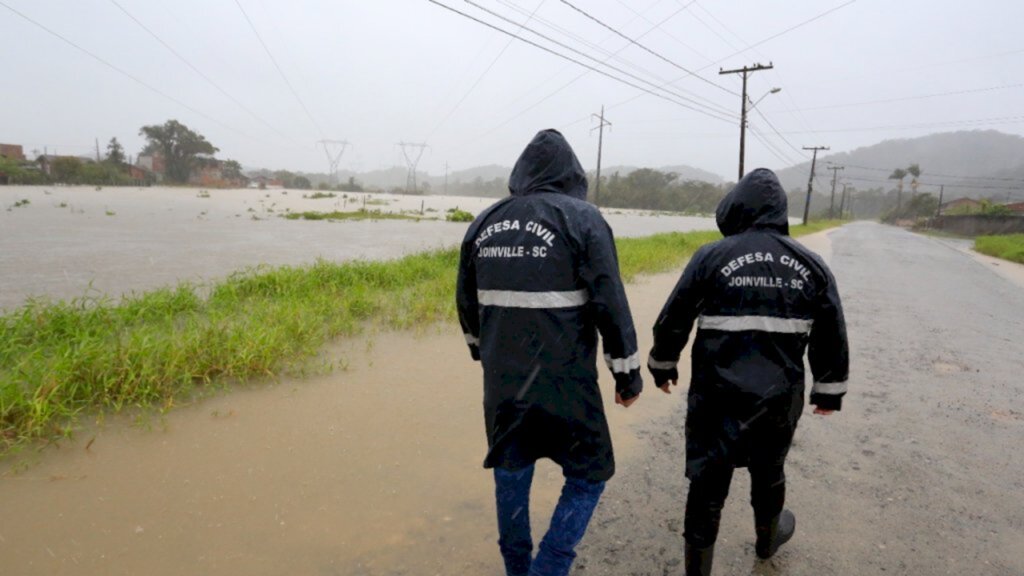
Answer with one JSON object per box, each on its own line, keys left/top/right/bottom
{"left": 0, "top": 120, "right": 242, "bottom": 186}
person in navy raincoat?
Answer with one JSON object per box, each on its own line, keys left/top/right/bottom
{"left": 457, "top": 129, "right": 643, "bottom": 576}
{"left": 647, "top": 168, "right": 849, "bottom": 575}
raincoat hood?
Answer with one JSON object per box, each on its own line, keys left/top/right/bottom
{"left": 716, "top": 168, "right": 789, "bottom": 236}
{"left": 508, "top": 129, "right": 588, "bottom": 200}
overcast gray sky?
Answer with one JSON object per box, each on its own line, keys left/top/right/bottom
{"left": 3, "top": 0, "right": 1023, "bottom": 180}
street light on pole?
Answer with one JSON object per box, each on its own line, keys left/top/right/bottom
{"left": 739, "top": 87, "right": 781, "bottom": 180}
{"left": 750, "top": 87, "right": 782, "bottom": 110}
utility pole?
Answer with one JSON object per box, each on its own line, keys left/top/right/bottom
{"left": 591, "top": 105, "right": 612, "bottom": 207}
{"left": 838, "top": 183, "right": 848, "bottom": 219}
{"left": 802, "top": 146, "right": 830, "bottom": 225}
{"left": 95, "top": 138, "right": 101, "bottom": 162}
{"left": 828, "top": 166, "right": 844, "bottom": 218}
{"left": 719, "top": 62, "right": 774, "bottom": 180}
{"left": 318, "top": 140, "right": 350, "bottom": 187}
{"left": 936, "top": 185, "right": 945, "bottom": 217}
{"left": 397, "top": 142, "right": 429, "bottom": 193}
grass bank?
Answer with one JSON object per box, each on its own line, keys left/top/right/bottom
{"left": 974, "top": 234, "right": 1024, "bottom": 264}
{"left": 0, "top": 221, "right": 838, "bottom": 451}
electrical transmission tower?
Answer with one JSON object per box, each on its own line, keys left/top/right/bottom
{"left": 318, "top": 139, "right": 350, "bottom": 186}
{"left": 397, "top": 141, "right": 429, "bottom": 193}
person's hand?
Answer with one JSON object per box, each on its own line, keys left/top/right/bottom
{"left": 615, "top": 392, "right": 639, "bottom": 407}
{"left": 813, "top": 407, "right": 835, "bottom": 415}
{"left": 657, "top": 380, "right": 678, "bottom": 394}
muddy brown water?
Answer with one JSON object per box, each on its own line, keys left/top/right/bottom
{"left": 0, "top": 185, "right": 723, "bottom": 311}
{"left": 0, "top": 271, "right": 688, "bottom": 576}
{"left": 1, "top": 185, "right": 729, "bottom": 575}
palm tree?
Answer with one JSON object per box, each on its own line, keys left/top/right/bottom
{"left": 906, "top": 163, "right": 922, "bottom": 195}
{"left": 889, "top": 168, "right": 907, "bottom": 210}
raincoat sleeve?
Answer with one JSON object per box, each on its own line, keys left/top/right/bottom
{"left": 580, "top": 219, "right": 643, "bottom": 400}
{"left": 647, "top": 246, "right": 707, "bottom": 386}
{"left": 455, "top": 237, "right": 481, "bottom": 361}
{"left": 808, "top": 268, "right": 849, "bottom": 410}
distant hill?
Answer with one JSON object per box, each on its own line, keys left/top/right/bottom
{"left": 774, "top": 130, "right": 1024, "bottom": 201}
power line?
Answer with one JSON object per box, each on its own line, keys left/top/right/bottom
{"left": 557, "top": 0, "right": 738, "bottom": 97}
{"left": 232, "top": 0, "right": 326, "bottom": 140}
{"left": 107, "top": 0, "right": 294, "bottom": 144}
{"left": 493, "top": 0, "right": 674, "bottom": 87}
{"left": 457, "top": 1, "right": 701, "bottom": 147}
{"left": 689, "top": 1, "right": 820, "bottom": 144}
{"left": 561, "top": 0, "right": 860, "bottom": 131}
{"left": 497, "top": 0, "right": 735, "bottom": 119}
{"left": 425, "top": 0, "right": 548, "bottom": 141}
{"left": 710, "top": 1, "right": 858, "bottom": 68}
{"left": 614, "top": 0, "right": 711, "bottom": 66}
{"left": 747, "top": 124, "right": 801, "bottom": 168}
{"left": 427, "top": 0, "right": 735, "bottom": 123}
{"left": 457, "top": 0, "right": 736, "bottom": 122}
{"left": 751, "top": 107, "right": 808, "bottom": 159}
{"left": 686, "top": 1, "right": 740, "bottom": 52}
{"left": 0, "top": 0, "right": 252, "bottom": 139}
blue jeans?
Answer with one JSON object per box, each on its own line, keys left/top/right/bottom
{"left": 494, "top": 464, "right": 606, "bottom": 576}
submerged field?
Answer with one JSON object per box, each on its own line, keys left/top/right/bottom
{"left": 0, "top": 185, "right": 723, "bottom": 310}
{"left": 0, "top": 218, "right": 839, "bottom": 451}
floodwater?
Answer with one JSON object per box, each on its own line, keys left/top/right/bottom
{"left": 1, "top": 184, "right": 720, "bottom": 575}
{"left": 0, "top": 185, "right": 722, "bottom": 311}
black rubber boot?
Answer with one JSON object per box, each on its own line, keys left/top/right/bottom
{"left": 755, "top": 509, "right": 795, "bottom": 559}
{"left": 684, "top": 543, "right": 714, "bottom": 575}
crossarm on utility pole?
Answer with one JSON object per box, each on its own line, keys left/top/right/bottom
{"left": 719, "top": 62, "right": 773, "bottom": 180}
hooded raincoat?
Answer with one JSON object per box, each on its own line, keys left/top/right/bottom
{"left": 647, "top": 168, "right": 849, "bottom": 479}
{"left": 456, "top": 130, "right": 642, "bottom": 483}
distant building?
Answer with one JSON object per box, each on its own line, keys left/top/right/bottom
{"left": 136, "top": 153, "right": 166, "bottom": 182}
{"left": 1004, "top": 201, "right": 1024, "bottom": 215}
{"left": 940, "top": 197, "right": 982, "bottom": 215}
{"left": 189, "top": 161, "right": 224, "bottom": 186}
{"left": 249, "top": 175, "right": 284, "bottom": 189}
{"left": 0, "top": 143, "right": 26, "bottom": 161}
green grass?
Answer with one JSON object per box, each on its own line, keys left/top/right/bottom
{"left": 616, "top": 231, "right": 722, "bottom": 282}
{"left": 0, "top": 221, "right": 840, "bottom": 452}
{"left": 445, "top": 208, "right": 474, "bottom": 222}
{"left": 975, "top": 234, "right": 1024, "bottom": 264}
{"left": 282, "top": 209, "right": 421, "bottom": 221}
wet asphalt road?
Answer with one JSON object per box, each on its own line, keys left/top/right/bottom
{"left": 576, "top": 222, "right": 1024, "bottom": 575}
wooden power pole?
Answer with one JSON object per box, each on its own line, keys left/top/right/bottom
{"left": 828, "top": 165, "right": 844, "bottom": 218}
{"left": 719, "top": 62, "right": 774, "bottom": 180}
{"left": 591, "top": 105, "right": 612, "bottom": 207}
{"left": 802, "top": 146, "right": 830, "bottom": 225}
